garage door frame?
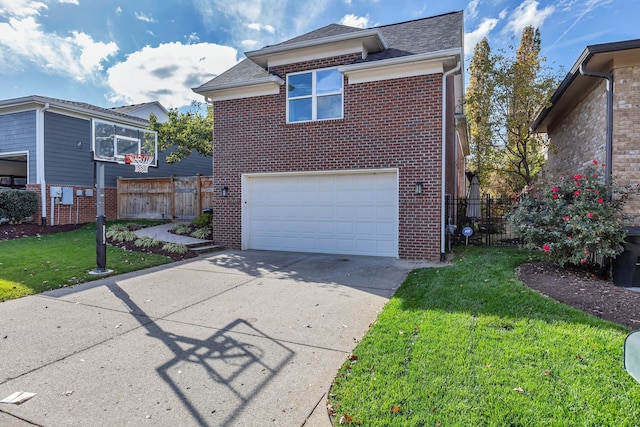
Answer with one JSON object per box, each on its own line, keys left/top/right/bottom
{"left": 241, "top": 168, "right": 399, "bottom": 257}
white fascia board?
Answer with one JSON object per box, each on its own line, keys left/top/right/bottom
{"left": 266, "top": 40, "right": 367, "bottom": 68}
{"left": 338, "top": 49, "right": 461, "bottom": 84}
{"left": 246, "top": 29, "right": 387, "bottom": 67}
{"left": 195, "top": 76, "right": 285, "bottom": 102}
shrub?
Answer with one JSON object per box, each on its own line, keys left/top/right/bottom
{"left": 192, "top": 213, "right": 212, "bottom": 228}
{"left": 105, "top": 224, "right": 138, "bottom": 242}
{"left": 134, "top": 236, "right": 160, "bottom": 248}
{"left": 162, "top": 242, "right": 188, "bottom": 254}
{"left": 508, "top": 161, "right": 635, "bottom": 267}
{"left": 0, "top": 189, "right": 38, "bottom": 223}
{"left": 190, "top": 227, "right": 212, "bottom": 240}
{"left": 170, "top": 223, "right": 191, "bottom": 235}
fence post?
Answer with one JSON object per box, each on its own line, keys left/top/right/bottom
{"left": 485, "top": 194, "right": 491, "bottom": 248}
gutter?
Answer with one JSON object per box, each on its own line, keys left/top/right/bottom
{"left": 37, "top": 102, "right": 49, "bottom": 225}
{"left": 579, "top": 64, "right": 613, "bottom": 195}
{"left": 441, "top": 62, "right": 461, "bottom": 261}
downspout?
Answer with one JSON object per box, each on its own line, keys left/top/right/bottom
{"left": 441, "top": 62, "right": 461, "bottom": 261}
{"left": 37, "top": 102, "right": 50, "bottom": 225}
{"left": 579, "top": 64, "right": 613, "bottom": 197}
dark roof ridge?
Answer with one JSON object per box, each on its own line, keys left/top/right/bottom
{"left": 369, "top": 10, "right": 463, "bottom": 31}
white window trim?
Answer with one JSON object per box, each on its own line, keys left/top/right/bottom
{"left": 286, "top": 67, "right": 343, "bottom": 124}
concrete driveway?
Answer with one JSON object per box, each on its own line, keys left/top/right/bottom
{"left": 0, "top": 250, "right": 431, "bottom": 426}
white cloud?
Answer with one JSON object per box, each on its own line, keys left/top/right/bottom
{"left": 106, "top": 42, "right": 239, "bottom": 109}
{"left": 0, "top": 15, "right": 118, "bottom": 81}
{"left": 464, "top": 18, "right": 499, "bottom": 56}
{"left": 135, "top": 12, "right": 156, "bottom": 23}
{"left": 115, "top": 6, "right": 122, "bottom": 15}
{"left": 247, "top": 22, "right": 275, "bottom": 33}
{"left": 503, "top": 0, "right": 555, "bottom": 35}
{"left": 466, "top": 0, "right": 481, "bottom": 19}
{"left": 194, "top": 0, "right": 332, "bottom": 50}
{"left": 339, "top": 13, "right": 369, "bottom": 28}
{"left": 0, "top": 0, "right": 47, "bottom": 18}
{"left": 549, "top": 0, "right": 613, "bottom": 48}
{"left": 241, "top": 39, "right": 259, "bottom": 48}
{"left": 58, "top": 0, "right": 79, "bottom": 4}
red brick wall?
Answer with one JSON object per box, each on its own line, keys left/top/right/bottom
{"left": 212, "top": 56, "right": 449, "bottom": 260}
{"left": 26, "top": 184, "right": 117, "bottom": 226}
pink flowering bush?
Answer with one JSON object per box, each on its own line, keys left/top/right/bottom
{"left": 508, "top": 161, "right": 632, "bottom": 267}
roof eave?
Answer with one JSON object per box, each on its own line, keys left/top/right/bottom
{"left": 0, "top": 96, "right": 148, "bottom": 125}
{"left": 245, "top": 28, "right": 388, "bottom": 68}
{"left": 532, "top": 38, "right": 640, "bottom": 132}
{"left": 192, "top": 75, "right": 285, "bottom": 95}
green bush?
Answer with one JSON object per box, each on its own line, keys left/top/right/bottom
{"left": 192, "top": 213, "right": 212, "bottom": 228}
{"left": 508, "top": 161, "right": 636, "bottom": 267}
{"left": 0, "top": 189, "right": 38, "bottom": 223}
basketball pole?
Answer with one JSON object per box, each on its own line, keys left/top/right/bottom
{"left": 90, "top": 160, "right": 112, "bottom": 275}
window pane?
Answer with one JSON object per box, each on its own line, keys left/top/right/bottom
{"left": 317, "top": 69, "right": 342, "bottom": 95}
{"left": 317, "top": 94, "right": 342, "bottom": 120}
{"left": 288, "top": 73, "right": 312, "bottom": 98}
{"left": 289, "top": 98, "right": 312, "bottom": 122}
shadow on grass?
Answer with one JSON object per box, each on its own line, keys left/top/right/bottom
{"left": 397, "top": 246, "right": 628, "bottom": 332}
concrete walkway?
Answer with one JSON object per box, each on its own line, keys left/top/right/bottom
{"left": 0, "top": 248, "right": 433, "bottom": 426}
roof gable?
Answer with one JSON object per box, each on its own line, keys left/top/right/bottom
{"left": 193, "top": 10, "right": 464, "bottom": 100}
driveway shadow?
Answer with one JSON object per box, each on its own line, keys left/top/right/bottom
{"left": 107, "top": 282, "right": 295, "bottom": 426}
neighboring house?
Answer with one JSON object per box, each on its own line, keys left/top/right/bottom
{"left": 532, "top": 39, "right": 640, "bottom": 225}
{"left": 110, "top": 101, "right": 170, "bottom": 123}
{"left": 0, "top": 95, "right": 212, "bottom": 225}
{"left": 193, "top": 11, "right": 468, "bottom": 261}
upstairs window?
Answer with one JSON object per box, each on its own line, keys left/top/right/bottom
{"left": 287, "top": 68, "right": 343, "bottom": 123}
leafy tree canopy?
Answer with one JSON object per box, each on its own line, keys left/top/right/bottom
{"left": 148, "top": 101, "right": 213, "bottom": 163}
{"left": 465, "top": 26, "right": 560, "bottom": 196}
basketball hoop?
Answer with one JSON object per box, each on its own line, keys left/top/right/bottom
{"left": 125, "top": 154, "right": 154, "bottom": 173}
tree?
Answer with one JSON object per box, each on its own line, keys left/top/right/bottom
{"left": 148, "top": 101, "right": 213, "bottom": 163}
{"left": 465, "top": 38, "right": 497, "bottom": 192}
{"left": 493, "top": 26, "right": 558, "bottom": 192}
{"left": 465, "top": 27, "right": 559, "bottom": 195}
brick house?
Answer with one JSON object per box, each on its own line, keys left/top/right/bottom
{"left": 532, "top": 39, "right": 640, "bottom": 224}
{"left": 193, "top": 11, "right": 467, "bottom": 261}
{"left": 0, "top": 95, "right": 211, "bottom": 225}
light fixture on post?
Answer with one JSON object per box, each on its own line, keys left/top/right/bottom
{"left": 221, "top": 186, "right": 229, "bottom": 197}
{"left": 415, "top": 181, "right": 423, "bottom": 194}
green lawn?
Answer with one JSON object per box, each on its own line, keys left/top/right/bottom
{"left": 0, "top": 222, "right": 172, "bottom": 301}
{"left": 329, "top": 246, "right": 640, "bottom": 426}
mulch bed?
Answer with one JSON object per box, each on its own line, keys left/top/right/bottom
{"left": 517, "top": 262, "right": 640, "bottom": 329}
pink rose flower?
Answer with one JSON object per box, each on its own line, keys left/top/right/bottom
{"left": 543, "top": 244, "right": 550, "bottom": 252}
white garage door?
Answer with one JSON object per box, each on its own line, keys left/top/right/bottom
{"left": 243, "top": 170, "right": 398, "bottom": 257}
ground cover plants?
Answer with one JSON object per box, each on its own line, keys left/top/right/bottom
{"left": 328, "top": 246, "right": 640, "bottom": 426}
{"left": 0, "top": 221, "right": 189, "bottom": 301}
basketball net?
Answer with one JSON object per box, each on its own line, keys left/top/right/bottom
{"left": 125, "top": 154, "right": 154, "bottom": 173}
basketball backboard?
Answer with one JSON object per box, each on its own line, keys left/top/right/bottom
{"left": 92, "top": 119, "right": 157, "bottom": 167}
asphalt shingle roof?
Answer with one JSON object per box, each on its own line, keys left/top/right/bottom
{"left": 194, "top": 10, "right": 463, "bottom": 91}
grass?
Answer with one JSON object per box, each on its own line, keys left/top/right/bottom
{"left": 0, "top": 221, "right": 173, "bottom": 301}
{"left": 328, "top": 246, "right": 640, "bottom": 426}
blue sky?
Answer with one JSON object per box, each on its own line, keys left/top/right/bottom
{"left": 0, "top": 0, "right": 636, "bottom": 110}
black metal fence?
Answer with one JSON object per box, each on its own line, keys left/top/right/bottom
{"left": 445, "top": 195, "right": 522, "bottom": 249}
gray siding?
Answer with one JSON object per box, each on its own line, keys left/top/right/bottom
{"left": 44, "top": 111, "right": 94, "bottom": 186}
{"left": 0, "top": 110, "right": 36, "bottom": 182}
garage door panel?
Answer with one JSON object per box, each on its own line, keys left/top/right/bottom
{"left": 245, "top": 171, "right": 398, "bottom": 257}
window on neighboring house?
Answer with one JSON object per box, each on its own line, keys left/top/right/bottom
{"left": 287, "top": 68, "right": 343, "bottom": 123}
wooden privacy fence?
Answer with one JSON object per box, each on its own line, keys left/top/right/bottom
{"left": 117, "top": 176, "right": 215, "bottom": 220}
